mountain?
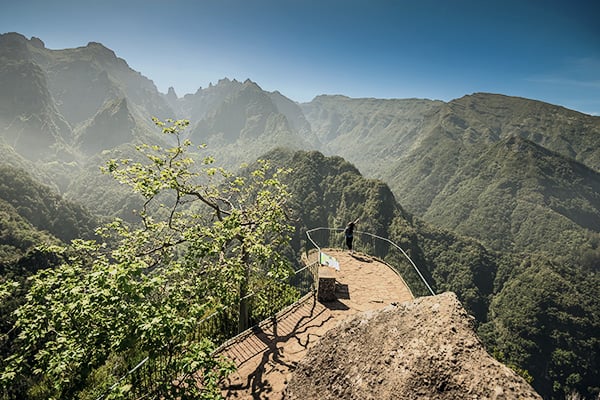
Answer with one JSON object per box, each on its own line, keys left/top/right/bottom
{"left": 0, "top": 35, "right": 323, "bottom": 215}
{"left": 301, "top": 95, "right": 443, "bottom": 177}
{"left": 167, "top": 78, "right": 314, "bottom": 141}
{"left": 261, "top": 148, "right": 405, "bottom": 252}
{"left": 0, "top": 32, "right": 180, "bottom": 203}
{"left": 302, "top": 93, "right": 600, "bottom": 260}
{"left": 444, "top": 93, "right": 600, "bottom": 171}
{"left": 177, "top": 79, "right": 321, "bottom": 169}
{"left": 380, "top": 93, "right": 600, "bottom": 213}
{"left": 265, "top": 149, "right": 599, "bottom": 399}
{"left": 64, "top": 78, "right": 322, "bottom": 220}
{"left": 0, "top": 34, "right": 73, "bottom": 160}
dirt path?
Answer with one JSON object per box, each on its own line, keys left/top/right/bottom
{"left": 219, "top": 249, "right": 414, "bottom": 399}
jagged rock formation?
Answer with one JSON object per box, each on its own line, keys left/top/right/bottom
{"left": 285, "top": 292, "right": 541, "bottom": 400}
{"left": 183, "top": 79, "right": 320, "bottom": 168}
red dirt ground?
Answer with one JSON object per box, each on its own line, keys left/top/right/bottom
{"left": 285, "top": 292, "right": 541, "bottom": 399}
{"left": 218, "top": 249, "right": 414, "bottom": 399}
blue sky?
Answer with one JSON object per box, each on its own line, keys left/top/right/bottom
{"left": 2, "top": 0, "right": 599, "bottom": 115}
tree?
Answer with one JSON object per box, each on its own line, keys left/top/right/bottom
{"left": 1, "top": 118, "right": 295, "bottom": 399}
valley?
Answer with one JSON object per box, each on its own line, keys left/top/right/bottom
{"left": 0, "top": 32, "right": 598, "bottom": 399}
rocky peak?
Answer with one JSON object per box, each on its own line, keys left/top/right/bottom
{"left": 166, "top": 86, "right": 178, "bottom": 100}
{"left": 30, "top": 36, "right": 45, "bottom": 49}
{"left": 0, "top": 32, "right": 32, "bottom": 61}
{"left": 285, "top": 292, "right": 541, "bottom": 399}
{"left": 86, "top": 41, "right": 117, "bottom": 59}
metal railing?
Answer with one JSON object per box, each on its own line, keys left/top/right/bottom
{"left": 305, "top": 227, "right": 435, "bottom": 297}
{"left": 96, "top": 227, "right": 433, "bottom": 399}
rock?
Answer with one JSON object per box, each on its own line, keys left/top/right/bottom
{"left": 285, "top": 292, "right": 541, "bottom": 400}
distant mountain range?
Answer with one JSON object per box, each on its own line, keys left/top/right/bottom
{"left": 2, "top": 31, "right": 598, "bottom": 261}
{"left": 1, "top": 32, "right": 599, "bottom": 399}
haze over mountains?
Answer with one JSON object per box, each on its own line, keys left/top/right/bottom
{"left": 2, "top": 32, "right": 598, "bottom": 259}
{"left": 1, "top": 32, "right": 599, "bottom": 399}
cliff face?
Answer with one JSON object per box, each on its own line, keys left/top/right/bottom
{"left": 285, "top": 292, "right": 541, "bottom": 400}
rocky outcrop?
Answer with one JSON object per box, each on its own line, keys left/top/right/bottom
{"left": 285, "top": 292, "right": 541, "bottom": 400}
{"left": 75, "top": 97, "right": 135, "bottom": 155}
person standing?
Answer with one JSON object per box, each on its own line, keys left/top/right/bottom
{"left": 344, "top": 218, "right": 359, "bottom": 253}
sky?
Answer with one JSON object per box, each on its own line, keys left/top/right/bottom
{"left": 2, "top": 0, "right": 599, "bottom": 115}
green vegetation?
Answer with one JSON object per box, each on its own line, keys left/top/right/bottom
{"left": 262, "top": 149, "right": 599, "bottom": 399}
{"left": 1, "top": 119, "right": 297, "bottom": 399}
{"left": 0, "top": 165, "right": 98, "bottom": 247}
{"left": 480, "top": 257, "right": 600, "bottom": 399}
{"left": 1, "top": 140, "right": 598, "bottom": 399}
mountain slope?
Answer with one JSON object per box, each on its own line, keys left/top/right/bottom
{"left": 445, "top": 93, "right": 600, "bottom": 171}
{"left": 303, "top": 93, "right": 600, "bottom": 260}
{"left": 27, "top": 37, "right": 174, "bottom": 128}
{"left": 75, "top": 97, "right": 136, "bottom": 155}
{"left": 422, "top": 136, "right": 600, "bottom": 256}
{"left": 481, "top": 258, "right": 600, "bottom": 399}
{"left": 0, "top": 34, "right": 73, "bottom": 160}
{"left": 0, "top": 164, "right": 98, "bottom": 265}
{"left": 0, "top": 165, "right": 98, "bottom": 245}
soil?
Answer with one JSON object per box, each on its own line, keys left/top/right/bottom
{"left": 218, "top": 249, "right": 541, "bottom": 399}
{"left": 219, "top": 249, "right": 413, "bottom": 399}
{"left": 285, "top": 292, "right": 542, "bottom": 400}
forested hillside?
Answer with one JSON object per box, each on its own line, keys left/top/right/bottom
{"left": 303, "top": 93, "right": 600, "bottom": 262}
{"left": 0, "top": 165, "right": 97, "bottom": 260}
{"left": 421, "top": 136, "right": 600, "bottom": 259}
{"left": 263, "top": 149, "right": 599, "bottom": 399}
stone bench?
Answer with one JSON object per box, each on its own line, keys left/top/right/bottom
{"left": 318, "top": 265, "right": 337, "bottom": 302}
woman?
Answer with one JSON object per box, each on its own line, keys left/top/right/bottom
{"left": 344, "top": 218, "right": 359, "bottom": 253}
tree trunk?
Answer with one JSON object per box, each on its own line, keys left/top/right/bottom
{"left": 238, "top": 282, "right": 249, "bottom": 333}
{"left": 238, "top": 249, "right": 250, "bottom": 333}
